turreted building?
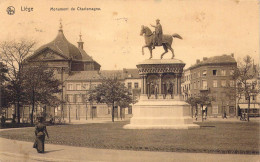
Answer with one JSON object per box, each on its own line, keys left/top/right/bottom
{"left": 22, "top": 22, "right": 141, "bottom": 122}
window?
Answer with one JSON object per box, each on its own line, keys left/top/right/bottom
{"left": 68, "top": 94, "right": 74, "bottom": 102}
{"left": 82, "top": 94, "right": 86, "bottom": 103}
{"left": 76, "top": 84, "right": 81, "bottom": 90}
{"left": 128, "top": 82, "right": 132, "bottom": 89}
{"left": 221, "top": 70, "right": 226, "bottom": 76}
{"left": 213, "top": 80, "right": 217, "bottom": 88}
{"left": 213, "top": 70, "right": 217, "bottom": 76}
{"left": 76, "top": 94, "right": 82, "bottom": 103}
{"left": 230, "top": 80, "right": 235, "bottom": 87}
{"left": 202, "top": 80, "right": 207, "bottom": 89}
{"left": 82, "top": 84, "right": 88, "bottom": 90}
{"left": 197, "top": 81, "right": 200, "bottom": 88}
{"left": 213, "top": 93, "right": 218, "bottom": 101}
{"left": 68, "top": 84, "right": 73, "bottom": 90}
{"left": 230, "top": 70, "right": 234, "bottom": 75}
{"left": 197, "top": 72, "right": 200, "bottom": 78}
{"left": 194, "top": 82, "right": 196, "bottom": 89}
{"left": 221, "top": 80, "right": 226, "bottom": 87}
{"left": 134, "top": 82, "right": 138, "bottom": 88}
{"left": 212, "top": 105, "right": 218, "bottom": 114}
{"left": 202, "top": 70, "right": 207, "bottom": 77}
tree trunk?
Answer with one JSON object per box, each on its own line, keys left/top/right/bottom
{"left": 30, "top": 102, "right": 34, "bottom": 125}
{"left": 30, "top": 90, "right": 35, "bottom": 125}
{"left": 22, "top": 106, "right": 25, "bottom": 123}
{"left": 112, "top": 103, "right": 114, "bottom": 122}
{"left": 201, "top": 105, "right": 203, "bottom": 122}
{"left": 17, "top": 101, "right": 20, "bottom": 123}
{"left": 247, "top": 97, "right": 250, "bottom": 122}
{"left": 120, "top": 107, "right": 122, "bottom": 120}
{"left": 195, "top": 105, "right": 198, "bottom": 121}
{"left": 191, "top": 106, "right": 193, "bottom": 118}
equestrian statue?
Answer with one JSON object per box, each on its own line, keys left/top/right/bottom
{"left": 140, "top": 19, "right": 183, "bottom": 59}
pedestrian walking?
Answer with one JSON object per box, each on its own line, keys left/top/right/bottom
{"left": 33, "top": 116, "right": 49, "bottom": 153}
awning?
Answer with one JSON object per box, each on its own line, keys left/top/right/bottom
{"left": 239, "top": 103, "right": 260, "bottom": 109}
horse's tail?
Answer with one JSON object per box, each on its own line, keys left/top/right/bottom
{"left": 172, "top": 33, "right": 183, "bottom": 40}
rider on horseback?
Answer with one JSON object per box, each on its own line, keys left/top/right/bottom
{"left": 151, "top": 19, "right": 163, "bottom": 49}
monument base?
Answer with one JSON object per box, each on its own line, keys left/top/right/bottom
{"left": 124, "top": 95, "right": 200, "bottom": 129}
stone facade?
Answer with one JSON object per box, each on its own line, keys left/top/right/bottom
{"left": 182, "top": 54, "right": 237, "bottom": 117}
{"left": 21, "top": 24, "right": 141, "bottom": 122}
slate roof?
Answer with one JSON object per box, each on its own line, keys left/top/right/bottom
{"left": 123, "top": 68, "right": 141, "bottom": 79}
{"left": 66, "top": 71, "right": 102, "bottom": 81}
{"left": 66, "top": 69, "right": 141, "bottom": 81}
{"left": 28, "top": 28, "right": 100, "bottom": 68}
{"left": 100, "top": 70, "right": 124, "bottom": 80}
{"left": 189, "top": 54, "right": 237, "bottom": 70}
{"left": 33, "top": 29, "right": 82, "bottom": 60}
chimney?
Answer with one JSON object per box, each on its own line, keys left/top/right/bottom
{"left": 196, "top": 59, "right": 200, "bottom": 64}
{"left": 203, "top": 57, "right": 208, "bottom": 61}
{"left": 77, "top": 32, "right": 84, "bottom": 49}
{"left": 231, "top": 53, "right": 234, "bottom": 57}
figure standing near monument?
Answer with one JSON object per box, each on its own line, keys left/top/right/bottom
{"left": 150, "top": 19, "right": 163, "bottom": 49}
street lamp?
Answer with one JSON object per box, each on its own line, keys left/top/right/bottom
{"left": 85, "top": 100, "right": 88, "bottom": 120}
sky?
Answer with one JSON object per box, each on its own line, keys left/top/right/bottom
{"left": 0, "top": 0, "right": 259, "bottom": 70}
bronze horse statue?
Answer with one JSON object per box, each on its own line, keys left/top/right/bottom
{"left": 140, "top": 25, "right": 183, "bottom": 59}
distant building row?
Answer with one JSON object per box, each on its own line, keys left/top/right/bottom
{"left": 2, "top": 23, "right": 259, "bottom": 122}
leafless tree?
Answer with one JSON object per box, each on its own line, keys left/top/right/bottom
{"left": 0, "top": 40, "right": 36, "bottom": 123}
{"left": 232, "top": 55, "right": 259, "bottom": 121}
{"left": 22, "top": 63, "right": 62, "bottom": 124}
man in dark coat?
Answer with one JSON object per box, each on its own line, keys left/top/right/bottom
{"left": 151, "top": 19, "right": 163, "bottom": 49}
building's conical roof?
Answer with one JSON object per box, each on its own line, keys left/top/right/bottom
{"left": 34, "top": 29, "right": 82, "bottom": 60}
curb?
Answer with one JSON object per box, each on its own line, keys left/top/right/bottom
{"left": 0, "top": 151, "right": 78, "bottom": 162}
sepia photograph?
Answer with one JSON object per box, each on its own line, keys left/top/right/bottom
{"left": 0, "top": 0, "right": 259, "bottom": 161}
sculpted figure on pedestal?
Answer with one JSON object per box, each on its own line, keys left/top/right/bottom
{"left": 140, "top": 19, "right": 183, "bottom": 59}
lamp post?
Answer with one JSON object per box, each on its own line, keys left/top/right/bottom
{"left": 85, "top": 100, "right": 88, "bottom": 120}
{"left": 91, "top": 101, "right": 93, "bottom": 120}
{"left": 69, "top": 103, "right": 71, "bottom": 123}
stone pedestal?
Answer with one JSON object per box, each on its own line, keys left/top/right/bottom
{"left": 124, "top": 95, "right": 199, "bottom": 129}
{"left": 124, "top": 59, "right": 199, "bottom": 129}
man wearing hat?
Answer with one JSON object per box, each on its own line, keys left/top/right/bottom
{"left": 151, "top": 19, "right": 163, "bottom": 49}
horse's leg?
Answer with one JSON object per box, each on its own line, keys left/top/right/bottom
{"left": 160, "top": 44, "right": 168, "bottom": 59}
{"left": 148, "top": 46, "right": 153, "bottom": 59}
{"left": 167, "top": 44, "right": 174, "bottom": 59}
{"left": 142, "top": 45, "right": 147, "bottom": 55}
